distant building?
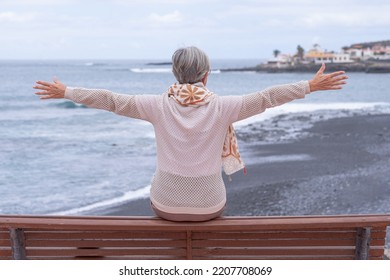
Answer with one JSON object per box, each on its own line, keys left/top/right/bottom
{"left": 343, "top": 40, "right": 390, "bottom": 61}
{"left": 371, "top": 43, "right": 390, "bottom": 60}
{"left": 265, "top": 40, "right": 390, "bottom": 66}
{"left": 304, "top": 44, "right": 353, "bottom": 64}
{"left": 267, "top": 54, "right": 293, "bottom": 68}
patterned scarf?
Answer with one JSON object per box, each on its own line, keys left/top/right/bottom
{"left": 167, "top": 82, "right": 245, "bottom": 176}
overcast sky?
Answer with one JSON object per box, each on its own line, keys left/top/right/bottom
{"left": 1, "top": 0, "right": 389, "bottom": 60}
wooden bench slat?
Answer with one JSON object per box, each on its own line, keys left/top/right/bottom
{"left": 368, "top": 247, "right": 388, "bottom": 257}
{"left": 193, "top": 231, "right": 357, "bottom": 240}
{"left": 21, "top": 228, "right": 386, "bottom": 240}
{"left": 370, "top": 239, "right": 387, "bottom": 246}
{"left": 0, "top": 240, "right": 11, "bottom": 246}
{"left": 192, "top": 227, "right": 386, "bottom": 239}
{"left": 0, "top": 253, "right": 12, "bottom": 257}
{"left": 0, "top": 247, "right": 12, "bottom": 260}
{"left": 369, "top": 256, "right": 385, "bottom": 260}
{"left": 26, "top": 248, "right": 187, "bottom": 257}
{"left": 193, "top": 230, "right": 386, "bottom": 240}
{"left": 2, "top": 214, "right": 390, "bottom": 231}
{"left": 27, "top": 239, "right": 360, "bottom": 248}
{"left": 371, "top": 226, "right": 387, "bottom": 231}
{"left": 25, "top": 228, "right": 186, "bottom": 239}
{"left": 25, "top": 239, "right": 186, "bottom": 248}
{"left": 198, "top": 247, "right": 388, "bottom": 259}
{"left": 192, "top": 247, "right": 356, "bottom": 256}
{"left": 0, "top": 249, "right": 12, "bottom": 257}
{"left": 370, "top": 231, "right": 387, "bottom": 239}
{"left": 192, "top": 239, "right": 356, "bottom": 247}
{"left": 24, "top": 231, "right": 186, "bottom": 240}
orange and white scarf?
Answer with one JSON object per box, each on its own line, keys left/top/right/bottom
{"left": 168, "top": 82, "right": 245, "bottom": 176}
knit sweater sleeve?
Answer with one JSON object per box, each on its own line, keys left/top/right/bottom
{"left": 236, "top": 81, "right": 310, "bottom": 121}
{"left": 64, "top": 87, "right": 159, "bottom": 122}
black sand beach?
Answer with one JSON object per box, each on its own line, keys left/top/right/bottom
{"left": 92, "top": 113, "right": 390, "bottom": 250}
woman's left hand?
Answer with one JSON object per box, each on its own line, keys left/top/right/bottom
{"left": 33, "top": 78, "right": 66, "bottom": 99}
{"left": 309, "top": 63, "right": 348, "bottom": 92}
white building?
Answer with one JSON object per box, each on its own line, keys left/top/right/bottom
{"left": 267, "top": 54, "right": 293, "bottom": 68}
{"left": 332, "top": 53, "right": 354, "bottom": 63}
{"left": 344, "top": 42, "right": 390, "bottom": 61}
{"left": 305, "top": 45, "right": 353, "bottom": 64}
{"left": 344, "top": 47, "right": 374, "bottom": 61}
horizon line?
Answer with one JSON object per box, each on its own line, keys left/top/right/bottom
{"left": 0, "top": 57, "right": 266, "bottom": 61}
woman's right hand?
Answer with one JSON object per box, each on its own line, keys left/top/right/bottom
{"left": 33, "top": 78, "right": 66, "bottom": 99}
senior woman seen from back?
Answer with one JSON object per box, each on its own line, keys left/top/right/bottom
{"left": 33, "top": 46, "right": 348, "bottom": 222}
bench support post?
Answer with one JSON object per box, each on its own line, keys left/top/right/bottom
{"left": 9, "top": 228, "right": 27, "bottom": 260}
{"left": 355, "top": 227, "right": 371, "bottom": 260}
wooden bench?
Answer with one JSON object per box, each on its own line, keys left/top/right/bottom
{"left": 1, "top": 214, "right": 389, "bottom": 260}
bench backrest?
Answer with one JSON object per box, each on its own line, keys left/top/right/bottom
{"left": 1, "top": 215, "right": 389, "bottom": 260}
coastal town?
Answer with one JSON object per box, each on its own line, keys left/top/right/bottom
{"left": 223, "top": 40, "right": 390, "bottom": 73}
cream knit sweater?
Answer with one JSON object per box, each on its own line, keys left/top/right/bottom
{"left": 65, "top": 81, "right": 310, "bottom": 215}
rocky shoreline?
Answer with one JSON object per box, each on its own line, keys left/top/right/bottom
{"left": 221, "top": 61, "right": 390, "bottom": 73}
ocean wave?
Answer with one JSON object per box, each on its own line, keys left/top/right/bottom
{"left": 130, "top": 68, "right": 171, "bottom": 73}
{"left": 235, "top": 102, "right": 390, "bottom": 128}
{"left": 54, "top": 101, "right": 87, "bottom": 109}
{"left": 236, "top": 102, "right": 390, "bottom": 144}
{"left": 50, "top": 185, "right": 151, "bottom": 216}
{"left": 84, "top": 62, "right": 108, "bottom": 67}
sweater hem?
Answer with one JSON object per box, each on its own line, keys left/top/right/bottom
{"left": 150, "top": 197, "right": 226, "bottom": 215}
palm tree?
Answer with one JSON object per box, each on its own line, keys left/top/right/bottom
{"left": 273, "top": 49, "right": 281, "bottom": 58}
{"left": 297, "top": 45, "right": 305, "bottom": 59}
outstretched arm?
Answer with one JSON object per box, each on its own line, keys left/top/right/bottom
{"left": 33, "top": 78, "right": 145, "bottom": 120}
{"left": 34, "top": 78, "right": 160, "bottom": 122}
{"left": 235, "top": 63, "right": 348, "bottom": 121}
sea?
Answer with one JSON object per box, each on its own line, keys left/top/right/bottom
{"left": 1, "top": 59, "right": 390, "bottom": 215}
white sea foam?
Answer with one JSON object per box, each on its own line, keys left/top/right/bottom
{"left": 236, "top": 102, "right": 390, "bottom": 145}
{"left": 51, "top": 185, "right": 151, "bottom": 215}
{"left": 131, "top": 68, "right": 171, "bottom": 73}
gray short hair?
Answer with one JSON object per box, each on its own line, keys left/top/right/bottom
{"left": 172, "top": 46, "right": 210, "bottom": 84}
